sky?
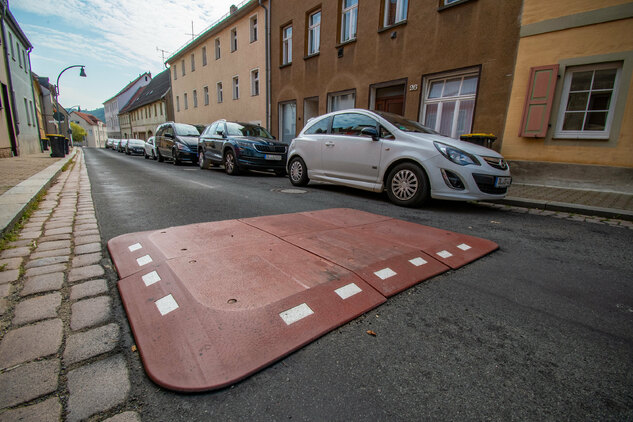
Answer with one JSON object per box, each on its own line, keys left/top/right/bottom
{"left": 11, "top": 0, "right": 241, "bottom": 110}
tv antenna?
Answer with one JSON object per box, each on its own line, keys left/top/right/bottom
{"left": 156, "top": 47, "right": 170, "bottom": 68}
{"left": 185, "top": 21, "right": 195, "bottom": 41}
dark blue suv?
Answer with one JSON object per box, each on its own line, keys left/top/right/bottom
{"left": 198, "top": 120, "right": 287, "bottom": 176}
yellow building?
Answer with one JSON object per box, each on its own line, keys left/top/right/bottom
{"left": 501, "top": 0, "right": 633, "bottom": 168}
{"left": 167, "top": 1, "right": 267, "bottom": 127}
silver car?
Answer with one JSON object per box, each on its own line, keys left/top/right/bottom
{"left": 144, "top": 136, "right": 157, "bottom": 160}
{"left": 287, "top": 109, "right": 511, "bottom": 207}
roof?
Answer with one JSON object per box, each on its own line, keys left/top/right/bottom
{"left": 118, "top": 68, "right": 171, "bottom": 113}
{"left": 5, "top": 9, "right": 33, "bottom": 49}
{"left": 72, "top": 111, "right": 102, "bottom": 126}
{"left": 167, "top": 0, "right": 259, "bottom": 63}
{"left": 104, "top": 72, "right": 151, "bottom": 103}
{"left": 118, "top": 86, "right": 147, "bottom": 114}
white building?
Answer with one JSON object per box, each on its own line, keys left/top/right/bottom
{"left": 70, "top": 111, "right": 107, "bottom": 148}
{"left": 103, "top": 72, "right": 151, "bottom": 139}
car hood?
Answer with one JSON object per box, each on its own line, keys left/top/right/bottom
{"left": 234, "top": 136, "right": 284, "bottom": 145}
{"left": 176, "top": 135, "right": 199, "bottom": 147}
{"left": 410, "top": 133, "right": 503, "bottom": 158}
{"left": 128, "top": 140, "right": 145, "bottom": 147}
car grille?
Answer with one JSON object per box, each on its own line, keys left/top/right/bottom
{"left": 472, "top": 173, "right": 508, "bottom": 195}
{"left": 254, "top": 144, "right": 287, "bottom": 153}
{"left": 482, "top": 156, "right": 508, "bottom": 170}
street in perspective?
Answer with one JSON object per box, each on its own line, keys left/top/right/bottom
{"left": 1, "top": 0, "right": 633, "bottom": 421}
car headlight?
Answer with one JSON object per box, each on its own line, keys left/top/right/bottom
{"left": 434, "top": 142, "right": 480, "bottom": 166}
{"left": 177, "top": 143, "right": 191, "bottom": 151}
{"left": 236, "top": 141, "right": 253, "bottom": 149}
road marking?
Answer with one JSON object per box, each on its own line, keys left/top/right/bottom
{"left": 155, "top": 294, "right": 179, "bottom": 316}
{"left": 137, "top": 255, "right": 153, "bottom": 266}
{"left": 335, "top": 283, "right": 362, "bottom": 300}
{"left": 457, "top": 243, "right": 472, "bottom": 251}
{"left": 437, "top": 250, "right": 453, "bottom": 259}
{"left": 128, "top": 243, "right": 142, "bottom": 252}
{"left": 409, "top": 257, "right": 428, "bottom": 266}
{"left": 189, "top": 180, "right": 217, "bottom": 189}
{"left": 374, "top": 268, "right": 397, "bottom": 280}
{"left": 280, "top": 303, "right": 314, "bottom": 325}
{"left": 142, "top": 270, "right": 161, "bottom": 286}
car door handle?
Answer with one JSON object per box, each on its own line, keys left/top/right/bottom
{"left": 324, "top": 142, "right": 335, "bottom": 147}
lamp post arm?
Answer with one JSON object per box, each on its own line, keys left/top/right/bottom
{"left": 54, "top": 65, "right": 85, "bottom": 135}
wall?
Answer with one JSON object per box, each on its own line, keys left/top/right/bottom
{"left": 130, "top": 99, "right": 168, "bottom": 139}
{"left": 0, "top": 29, "right": 15, "bottom": 157}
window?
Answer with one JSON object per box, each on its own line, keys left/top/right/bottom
{"left": 217, "top": 82, "right": 223, "bottom": 103}
{"left": 308, "top": 11, "right": 321, "bottom": 56}
{"left": 341, "top": 0, "right": 358, "bottom": 43}
{"left": 332, "top": 113, "right": 378, "bottom": 136}
{"left": 174, "top": 67, "right": 177, "bottom": 80}
{"left": 191, "top": 53, "right": 195, "bottom": 72}
{"left": 231, "top": 28, "right": 238, "bottom": 52}
{"left": 18, "top": 48, "right": 23, "bottom": 68}
{"left": 23, "top": 51, "right": 28, "bottom": 73}
{"left": 232, "top": 76, "right": 239, "bottom": 100}
{"left": 181, "top": 59, "right": 185, "bottom": 76}
{"left": 203, "top": 86, "right": 209, "bottom": 105}
{"left": 304, "top": 97, "right": 319, "bottom": 122}
{"left": 202, "top": 46, "right": 207, "bottom": 66}
{"left": 9, "top": 33, "right": 14, "bottom": 60}
{"left": 24, "top": 98, "right": 31, "bottom": 125}
{"left": 29, "top": 101, "right": 35, "bottom": 125}
{"left": 328, "top": 90, "right": 355, "bottom": 112}
{"left": 184, "top": 93, "right": 188, "bottom": 110}
{"left": 250, "top": 15, "right": 258, "bottom": 42}
{"left": 154, "top": 104, "right": 157, "bottom": 116}
{"left": 279, "top": 101, "right": 297, "bottom": 143}
{"left": 421, "top": 70, "right": 479, "bottom": 138}
{"left": 193, "top": 89, "right": 198, "bottom": 108}
{"left": 384, "top": 0, "right": 408, "bottom": 27}
{"left": 251, "top": 69, "right": 259, "bottom": 96}
{"left": 215, "top": 38, "right": 221, "bottom": 59}
{"left": 282, "top": 25, "right": 292, "bottom": 65}
{"left": 304, "top": 115, "right": 330, "bottom": 134}
{"left": 554, "top": 62, "right": 621, "bottom": 139}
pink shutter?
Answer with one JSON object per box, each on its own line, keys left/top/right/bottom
{"left": 519, "top": 65, "right": 559, "bottom": 138}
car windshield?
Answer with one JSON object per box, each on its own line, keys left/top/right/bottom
{"left": 375, "top": 111, "right": 438, "bottom": 134}
{"left": 225, "top": 122, "right": 273, "bottom": 139}
{"left": 174, "top": 123, "right": 201, "bottom": 136}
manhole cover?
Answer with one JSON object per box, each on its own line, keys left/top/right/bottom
{"left": 273, "top": 188, "right": 308, "bottom": 194}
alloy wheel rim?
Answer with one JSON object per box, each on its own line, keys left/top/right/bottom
{"left": 226, "top": 154, "right": 234, "bottom": 172}
{"left": 290, "top": 161, "right": 302, "bottom": 182}
{"left": 392, "top": 169, "right": 418, "bottom": 200}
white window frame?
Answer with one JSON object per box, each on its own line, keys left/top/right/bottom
{"left": 383, "top": 0, "right": 408, "bottom": 27}
{"left": 251, "top": 69, "right": 260, "bottom": 96}
{"left": 176, "top": 95, "right": 180, "bottom": 112}
{"left": 279, "top": 101, "right": 297, "bottom": 143}
{"left": 217, "top": 82, "right": 223, "bottom": 103}
{"left": 232, "top": 76, "right": 239, "bottom": 100}
{"left": 191, "top": 53, "right": 195, "bottom": 72}
{"left": 250, "top": 15, "right": 258, "bottom": 43}
{"left": 193, "top": 89, "right": 198, "bottom": 108}
{"left": 420, "top": 68, "right": 480, "bottom": 139}
{"left": 202, "top": 46, "right": 207, "bottom": 66}
{"left": 184, "top": 93, "right": 188, "bottom": 110}
{"left": 554, "top": 62, "right": 622, "bottom": 140}
{"left": 181, "top": 60, "right": 185, "bottom": 76}
{"left": 308, "top": 11, "right": 321, "bottom": 56}
{"left": 327, "top": 89, "right": 356, "bottom": 112}
{"left": 340, "top": 0, "right": 358, "bottom": 43}
{"left": 230, "top": 28, "right": 238, "bottom": 52}
{"left": 203, "top": 86, "right": 209, "bottom": 105}
{"left": 215, "top": 38, "right": 221, "bottom": 59}
{"left": 282, "top": 25, "right": 292, "bottom": 65}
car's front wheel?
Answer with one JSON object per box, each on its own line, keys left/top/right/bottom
{"left": 288, "top": 157, "right": 309, "bottom": 186}
{"left": 224, "top": 150, "right": 239, "bottom": 175}
{"left": 144, "top": 152, "right": 149, "bottom": 159}
{"left": 172, "top": 149, "right": 181, "bottom": 165}
{"left": 386, "top": 163, "right": 429, "bottom": 207}
{"left": 199, "top": 150, "right": 210, "bottom": 169}
{"left": 157, "top": 150, "right": 164, "bottom": 162}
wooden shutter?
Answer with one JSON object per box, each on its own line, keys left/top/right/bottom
{"left": 519, "top": 65, "right": 559, "bottom": 138}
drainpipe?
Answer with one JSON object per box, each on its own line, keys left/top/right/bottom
{"left": 259, "top": 0, "right": 271, "bottom": 131}
{"left": 0, "top": 1, "right": 20, "bottom": 155}
{"left": 27, "top": 47, "right": 43, "bottom": 152}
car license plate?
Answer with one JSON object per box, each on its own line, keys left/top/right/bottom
{"left": 495, "top": 176, "right": 512, "bottom": 188}
{"left": 265, "top": 154, "right": 282, "bottom": 161}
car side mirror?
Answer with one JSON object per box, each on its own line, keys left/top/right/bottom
{"left": 216, "top": 131, "right": 226, "bottom": 138}
{"left": 361, "top": 127, "right": 379, "bottom": 141}
{"left": 165, "top": 133, "right": 174, "bottom": 139}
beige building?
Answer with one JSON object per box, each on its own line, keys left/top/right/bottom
{"left": 501, "top": 0, "right": 633, "bottom": 167}
{"left": 167, "top": 1, "right": 267, "bottom": 127}
{"left": 0, "top": 24, "right": 17, "bottom": 157}
{"left": 70, "top": 111, "right": 107, "bottom": 148}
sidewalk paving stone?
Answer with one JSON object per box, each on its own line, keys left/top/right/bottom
{"left": 68, "top": 264, "right": 104, "bottom": 282}
{"left": 20, "top": 272, "right": 64, "bottom": 296}
{"left": 0, "top": 270, "right": 19, "bottom": 284}
{"left": 7, "top": 239, "right": 34, "bottom": 248}
{"left": 0, "top": 319, "right": 63, "bottom": 368}
{"left": 71, "top": 252, "right": 102, "bottom": 268}
{"left": 30, "top": 247, "right": 71, "bottom": 260}
{"left": 75, "top": 235, "right": 101, "bottom": 246}
{"left": 0, "top": 299, "right": 6, "bottom": 316}
{"left": 36, "top": 240, "right": 71, "bottom": 251}
{"left": 0, "top": 397, "right": 61, "bottom": 422}
{"left": 0, "top": 257, "right": 22, "bottom": 270}
{"left": 45, "top": 221, "right": 72, "bottom": 230}
{"left": 64, "top": 323, "right": 120, "bottom": 365}
{"left": 24, "top": 263, "right": 67, "bottom": 278}
{"left": 12, "top": 293, "right": 61, "bottom": 326}
{"left": 74, "top": 242, "right": 101, "bottom": 255}
{"left": 104, "top": 411, "right": 142, "bottom": 422}
{"left": 0, "top": 359, "right": 59, "bottom": 408}
{"left": 70, "top": 279, "right": 108, "bottom": 300}
{"left": 66, "top": 354, "right": 130, "bottom": 422}
{"left": 24, "top": 255, "right": 69, "bottom": 269}
{"left": 0, "top": 247, "right": 31, "bottom": 259}
{"left": 70, "top": 296, "right": 111, "bottom": 330}
{"left": 0, "top": 284, "right": 9, "bottom": 298}
{"left": 45, "top": 226, "right": 73, "bottom": 236}
{"left": 19, "top": 231, "right": 41, "bottom": 240}
{"left": 38, "top": 233, "right": 71, "bottom": 243}
{"left": 75, "top": 223, "right": 98, "bottom": 232}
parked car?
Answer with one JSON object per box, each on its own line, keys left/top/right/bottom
{"left": 154, "top": 122, "right": 200, "bottom": 165}
{"left": 118, "top": 139, "right": 129, "bottom": 152}
{"left": 112, "top": 139, "right": 121, "bottom": 151}
{"left": 287, "top": 109, "right": 511, "bottom": 207}
{"left": 105, "top": 139, "right": 114, "bottom": 149}
{"left": 198, "top": 120, "right": 287, "bottom": 176}
{"left": 144, "top": 136, "right": 157, "bottom": 160}
{"left": 125, "top": 139, "right": 146, "bottom": 155}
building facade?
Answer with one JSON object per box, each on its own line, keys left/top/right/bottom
{"left": 2, "top": 9, "right": 39, "bottom": 155}
{"left": 103, "top": 72, "right": 151, "bottom": 139}
{"left": 500, "top": 0, "right": 633, "bottom": 168}
{"left": 270, "top": 0, "right": 522, "bottom": 145}
{"left": 167, "top": 1, "right": 267, "bottom": 127}
{"left": 118, "top": 68, "right": 171, "bottom": 140}
{"left": 0, "top": 7, "right": 17, "bottom": 158}
{"left": 70, "top": 111, "right": 107, "bottom": 148}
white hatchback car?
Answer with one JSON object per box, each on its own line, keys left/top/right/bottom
{"left": 144, "top": 136, "right": 157, "bottom": 160}
{"left": 287, "top": 109, "right": 511, "bottom": 207}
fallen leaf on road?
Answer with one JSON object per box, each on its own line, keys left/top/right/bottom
{"left": 490, "top": 221, "right": 501, "bottom": 224}
{"left": 131, "top": 345, "right": 137, "bottom": 352}
{"left": 366, "top": 330, "right": 377, "bottom": 336}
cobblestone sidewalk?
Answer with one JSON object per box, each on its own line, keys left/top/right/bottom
{"left": 0, "top": 151, "right": 64, "bottom": 196}
{"left": 0, "top": 150, "right": 138, "bottom": 421}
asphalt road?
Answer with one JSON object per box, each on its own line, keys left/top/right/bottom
{"left": 84, "top": 148, "right": 633, "bottom": 421}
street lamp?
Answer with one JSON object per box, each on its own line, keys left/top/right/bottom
{"left": 55, "top": 65, "right": 86, "bottom": 136}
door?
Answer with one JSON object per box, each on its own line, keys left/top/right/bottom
{"left": 322, "top": 112, "right": 382, "bottom": 184}
{"left": 2, "top": 84, "right": 18, "bottom": 156}
{"left": 375, "top": 96, "right": 404, "bottom": 116}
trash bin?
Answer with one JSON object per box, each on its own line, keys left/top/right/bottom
{"left": 47, "top": 134, "right": 66, "bottom": 157}
{"left": 64, "top": 138, "right": 70, "bottom": 154}
{"left": 459, "top": 133, "right": 497, "bottom": 149}
{"left": 41, "top": 138, "right": 49, "bottom": 151}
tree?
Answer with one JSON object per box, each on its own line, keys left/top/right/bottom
{"left": 70, "top": 122, "right": 86, "bottom": 143}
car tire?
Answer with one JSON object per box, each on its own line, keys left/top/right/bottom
{"left": 288, "top": 157, "right": 309, "bottom": 186}
{"left": 144, "top": 152, "right": 149, "bottom": 159}
{"left": 126, "top": 148, "right": 130, "bottom": 155}
{"left": 224, "top": 150, "right": 239, "bottom": 175}
{"left": 386, "top": 162, "right": 429, "bottom": 207}
{"left": 199, "top": 150, "right": 210, "bottom": 169}
{"left": 152, "top": 151, "right": 157, "bottom": 160}
{"left": 172, "top": 149, "right": 181, "bottom": 166}
{"left": 157, "top": 150, "right": 164, "bottom": 162}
